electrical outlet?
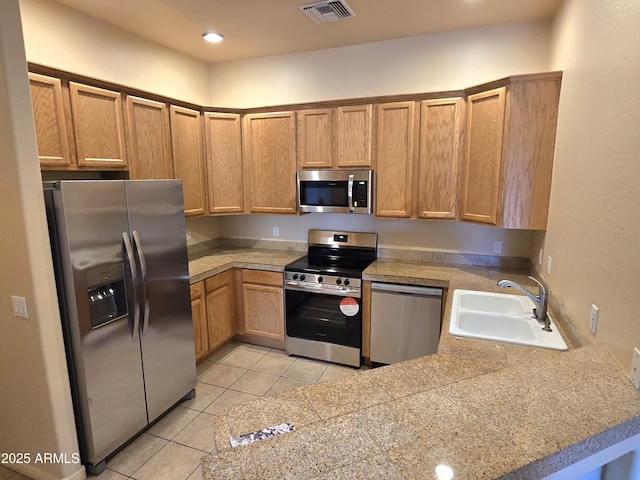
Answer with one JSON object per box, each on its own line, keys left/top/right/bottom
{"left": 186, "top": 230, "right": 191, "bottom": 241}
{"left": 589, "top": 304, "right": 599, "bottom": 334}
{"left": 493, "top": 241, "right": 503, "bottom": 254}
{"left": 538, "top": 249, "right": 543, "bottom": 265}
{"left": 11, "top": 296, "right": 29, "bottom": 318}
{"left": 630, "top": 348, "right": 640, "bottom": 389}
{"left": 272, "top": 226, "right": 279, "bottom": 237}
{"left": 546, "top": 256, "right": 552, "bottom": 276}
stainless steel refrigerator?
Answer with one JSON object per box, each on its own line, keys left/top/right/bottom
{"left": 44, "top": 180, "right": 196, "bottom": 475}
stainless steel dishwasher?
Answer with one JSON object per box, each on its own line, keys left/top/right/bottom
{"left": 370, "top": 282, "right": 443, "bottom": 365}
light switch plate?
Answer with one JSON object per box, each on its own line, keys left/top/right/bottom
{"left": 11, "top": 295, "right": 29, "bottom": 318}
{"left": 630, "top": 348, "right": 640, "bottom": 389}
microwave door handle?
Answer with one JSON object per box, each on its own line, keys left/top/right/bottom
{"left": 122, "top": 232, "right": 140, "bottom": 338}
{"left": 132, "top": 230, "right": 150, "bottom": 335}
{"left": 348, "top": 174, "right": 355, "bottom": 212}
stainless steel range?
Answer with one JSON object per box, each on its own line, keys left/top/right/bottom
{"left": 284, "top": 230, "right": 378, "bottom": 367}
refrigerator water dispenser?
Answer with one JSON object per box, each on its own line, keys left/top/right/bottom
{"left": 86, "top": 262, "right": 127, "bottom": 328}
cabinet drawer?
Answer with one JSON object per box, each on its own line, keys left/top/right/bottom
{"left": 205, "top": 270, "right": 232, "bottom": 293}
{"left": 190, "top": 281, "right": 203, "bottom": 301}
{"left": 242, "top": 269, "right": 283, "bottom": 287}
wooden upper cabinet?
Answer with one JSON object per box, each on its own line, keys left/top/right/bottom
{"left": 375, "top": 101, "right": 417, "bottom": 218}
{"left": 124, "top": 96, "right": 174, "bottom": 180}
{"left": 417, "top": 97, "right": 463, "bottom": 220}
{"left": 170, "top": 105, "right": 206, "bottom": 216}
{"left": 243, "top": 111, "right": 297, "bottom": 214}
{"left": 460, "top": 87, "right": 505, "bottom": 225}
{"left": 204, "top": 112, "right": 244, "bottom": 214}
{"left": 461, "top": 73, "right": 561, "bottom": 229}
{"left": 335, "top": 104, "right": 373, "bottom": 168}
{"left": 28, "top": 73, "right": 75, "bottom": 168}
{"left": 298, "top": 108, "right": 333, "bottom": 169}
{"left": 69, "top": 82, "right": 127, "bottom": 168}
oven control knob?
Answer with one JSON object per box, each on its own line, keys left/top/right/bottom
{"left": 344, "top": 279, "right": 351, "bottom": 286}
{"left": 336, "top": 278, "right": 342, "bottom": 285}
{"left": 318, "top": 276, "right": 324, "bottom": 283}
{"left": 292, "top": 273, "right": 299, "bottom": 280}
{"left": 300, "top": 274, "right": 306, "bottom": 281}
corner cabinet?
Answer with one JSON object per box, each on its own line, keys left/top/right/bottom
{"left": 204, "top": 112, "right": 244, "bottom": 214}
{"left": 240, "top": 270, "right": 285, "bottom": 342}
{"left": 243, "top": 111, "right": 297, "bottom": 214}
{"left": 461, "top": 73, "right": 561, "bottom": 229}
{"left": 190, "top": 271, "right": 236, "bottom": 361}
{"left": 124, "top": 96, "right": 174, "bottom": 180}
{"left": 170, "top": 105, "right": 206, "bottom": 216}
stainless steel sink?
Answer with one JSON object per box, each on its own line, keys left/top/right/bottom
{"left": 449, "top": 290, "right": 568, "bottom": 350}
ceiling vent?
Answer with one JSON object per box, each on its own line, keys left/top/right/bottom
{"left": 299, "top": 0, "right": 356, "bottom": 24}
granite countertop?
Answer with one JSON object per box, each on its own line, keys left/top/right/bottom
{"left": 188, "top": 247, "right": 304, "bottom": 283}
{"left": 192, "top": 251, "right": 640, "bottom": 479}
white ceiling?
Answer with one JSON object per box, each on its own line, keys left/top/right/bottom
{"left": 49, "top": 0, "right": 564, "bottom": 64}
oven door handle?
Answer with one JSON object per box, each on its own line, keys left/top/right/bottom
{"left": 285, "top": 281, "right": 361, "bottom": 298}
{"left": 347, "top": 174, "right": 354, "bottom": 212}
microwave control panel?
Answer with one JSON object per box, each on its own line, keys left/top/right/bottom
{"left": 353, "top": 181, "right": 368, "bottom": 208}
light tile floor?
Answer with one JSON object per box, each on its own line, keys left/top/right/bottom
{"left": 2, "top": 342, "right": 362, "bottom": 480}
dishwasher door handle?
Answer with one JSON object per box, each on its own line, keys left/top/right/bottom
{"left": 371, "top": 282, "right": 442, "bottom": 297}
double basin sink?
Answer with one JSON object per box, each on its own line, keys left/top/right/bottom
{"left": 449, "top": 289, "right": 568, "bottom": 350}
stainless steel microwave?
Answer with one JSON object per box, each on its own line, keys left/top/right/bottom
{"left": 297, "top": 169, "right": 373, "bottom": 214}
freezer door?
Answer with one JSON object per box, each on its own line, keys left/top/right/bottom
{"left": 125, "top": 180, "right": 196, "bottom": 422}
{"left": 52, "top": 181, "right": 148, "bottom": 465}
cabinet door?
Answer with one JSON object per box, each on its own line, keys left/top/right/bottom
{"left": 204, "top": 112, "right": 244, "bottom": 214}
{"left": 205, "top": 271, "right": 235, "bottom": 351}
{"left": 335, "top": 104, "right": 373, "bottom": 168}
{"left": 460, "top": 87, "right": 506, "bottom": 225}
{"left": 170, "top": 105, "right": 206, "bottom": 216}
{"left": 125, "top": 96, "right": 174, "bottom": 180}
{"left": 243, "top": 112, "right": 297, "bottom": 214}
{"left": 501, "top": 79, "right": 560, "bottom": 229}
{"left": 190, "top": 282, "right": 208, "bottom": 360}
{"left": 69, "top": 82, "right": 127, "bottom": 168}
{"left": 375, "top": 101, "right": 417, "bottom": 218}
{"left": 242, "top": 270, "right": 284, "bottom": 341}
{"left": 417, "top": 98, "right": 463, "bottom": 219}
{"left": 28, "top": 73, "right": 74, "bottom": 168}
{"left": 298, "top": 108, "right": 333, "bottom": 168}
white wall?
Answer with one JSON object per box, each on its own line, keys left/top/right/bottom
{"left": 209, "top": 20, "right": 552, "bottom": 108}
{"left": 534, "top": 0, "right": 640, "bottom": 370}
{"left": 19, "top": 0, "right": 211, "bottom": 105}
{"left": 0, "top": 2, "right": 82, "bottom": 479}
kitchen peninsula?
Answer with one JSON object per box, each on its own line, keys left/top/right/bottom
{"left": 189, "top": 246, "right": 640, "bottom": 479}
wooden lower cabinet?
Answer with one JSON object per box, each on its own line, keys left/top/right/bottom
{"left": 205, "top": 270, "right": 235, "bottom": 352}
{"left": 189, "top": 281, "right": 208, "bottom": 360}
{"left": 190, "top": 271, "right": 235, "bottom": 361}
{"left": 241, "top": 270, "right": 284, "bottom": 341}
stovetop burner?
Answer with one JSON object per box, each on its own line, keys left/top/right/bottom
{"left": 284, "top": 230, "right": 378, "bottom": 295}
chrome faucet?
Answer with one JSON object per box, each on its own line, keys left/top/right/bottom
{"left": 497, "top": 276, "right": 552, "bottom": 332}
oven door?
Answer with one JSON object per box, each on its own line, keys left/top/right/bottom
{"left": 285, "top": 288, "right": 362, "bottom": 348}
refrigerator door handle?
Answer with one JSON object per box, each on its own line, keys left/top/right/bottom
{"left": 132, "top": 230, "right": 150, "bottom": 334}
{"left": 122, "top": 232, "right": 140, "bottom": 337}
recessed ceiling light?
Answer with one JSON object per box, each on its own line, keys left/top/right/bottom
{"left": 202, "top": 32, "right": 223, "bottom": 43}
